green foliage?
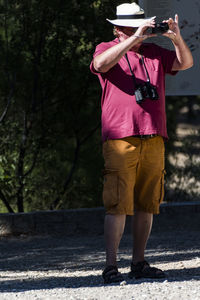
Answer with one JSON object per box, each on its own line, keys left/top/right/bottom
{"left": 0, "top": 0, "right": 106, "bottom": 212}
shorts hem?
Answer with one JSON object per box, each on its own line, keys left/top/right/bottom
{"left": 105, "top": 209, "right": 134, "bottom": 216}
{"left": 134, "top": 207, "right": 160, "bottom": 215}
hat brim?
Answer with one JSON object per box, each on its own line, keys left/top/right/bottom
{"left": 106, "top": 17, "right": 153, "bottom": 28}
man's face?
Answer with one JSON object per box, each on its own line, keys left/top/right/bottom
{"left": 120, "top": 27, "right": 138, "bottom": 37}
{"left": 117, "top": 26, "right": 142, "bottom": 52}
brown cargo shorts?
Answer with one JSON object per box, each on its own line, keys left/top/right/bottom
{"left": 102, "top": 135, "right": 165, "bottom": 215}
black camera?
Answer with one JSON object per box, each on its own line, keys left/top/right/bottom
{"left": 135, "top": 82, "right": 159, "bottom": 104}
{"left": 152, "top": 22, "right": 169, "bottom": 34}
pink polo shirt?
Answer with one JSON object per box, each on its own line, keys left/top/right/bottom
{"left": 90, "top": 38, "right": 177, "bottom": 142}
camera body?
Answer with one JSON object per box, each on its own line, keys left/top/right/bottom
{"left": 152, "top": 22, "right": 169, "bottom": 34}
{"left": 135, "top": 82, "right": 159, "bottom": 104}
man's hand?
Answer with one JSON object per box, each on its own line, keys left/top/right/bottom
{"left": 162, "top": 14, "right": 181, "bottom": 43}
{"left": 134, "top": 17, "right": 157, "bottom": 40}
{"left": 162, "top": 14, "right": 193, "bottom": 71}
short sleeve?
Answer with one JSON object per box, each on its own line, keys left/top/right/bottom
{"left": 89, "top": 41, "right": 116, "bottom": 75}
{"left": 155, "top": 45, "right": 178, "bottom": 75}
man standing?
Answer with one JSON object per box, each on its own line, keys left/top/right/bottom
{"left": 90, "top": 2, "right": 193, "bottom": 284}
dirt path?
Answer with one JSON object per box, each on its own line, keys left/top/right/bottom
{"left": 0, "top": 210, "right": 199, "bottom": 299}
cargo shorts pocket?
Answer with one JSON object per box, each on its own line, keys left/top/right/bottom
{"left": 103, "top": 171, "right": 119, "bottom": 210}
{"left": 159, "top": 169, "right": 166, "bottom": 203}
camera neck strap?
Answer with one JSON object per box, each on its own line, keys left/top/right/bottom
{"left": 125, "top": 53, "right": 151, "bottom": 84}
{"left": 124, "top": 53, "right": 137, "bottom": 85}
{"left": 141, "top": 55, "right": 150, "bottom": 83}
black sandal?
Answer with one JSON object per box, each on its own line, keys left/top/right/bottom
{"left": 128, "top": 260, "right": 166, "bottom": 279}
{"left": 102, "top": 265, "right": 124, "bottom": 284}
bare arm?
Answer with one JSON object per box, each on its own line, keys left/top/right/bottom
{"left": 163, "top": 14, "right": 193, "bottom": 71}
{"left": 93, "top": 18, "right": 156, "bottom": 73}
{"left": 93, "top": 35, "right": 142, "bottom": 73}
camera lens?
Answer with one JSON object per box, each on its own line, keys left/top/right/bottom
{"left": 152, "top": 23, "right": 169, "bottom": 34}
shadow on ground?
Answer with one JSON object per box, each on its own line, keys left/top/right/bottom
{"left": 0, "top": 211, "right": 200, "bottom": 292}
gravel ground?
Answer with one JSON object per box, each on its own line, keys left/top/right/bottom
{"left": 0, "top": 212, "right": 200, "bottom": 300}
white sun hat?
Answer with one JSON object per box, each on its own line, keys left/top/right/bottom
{"left": 106, "top": 2, "right": 154, "bottom": 28}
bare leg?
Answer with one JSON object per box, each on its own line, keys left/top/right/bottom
{"left": 132, "top": 211, "right": 153, "bottom": 263}
{"left": 104, "top": 214, "right": 126, "bottom": 266}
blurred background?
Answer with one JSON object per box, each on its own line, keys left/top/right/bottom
{"left": 0, "top": 0, "right": 199, "bottom": 213}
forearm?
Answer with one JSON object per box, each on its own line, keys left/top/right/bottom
{"left": 164, "top": 14, "right": 193, "bottom": 71}
{"left": 93, "top": 35, "right": 143, "bottom": 73}
{"left": 172, "top": 35, "right": 194, "bottom": 71}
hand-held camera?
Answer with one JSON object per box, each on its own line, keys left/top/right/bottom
{"left": 135, "top": 82, "right": 159, "bottom": 104}
{"left": 152, "top": 22, "right": 169, "bottom": 34}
